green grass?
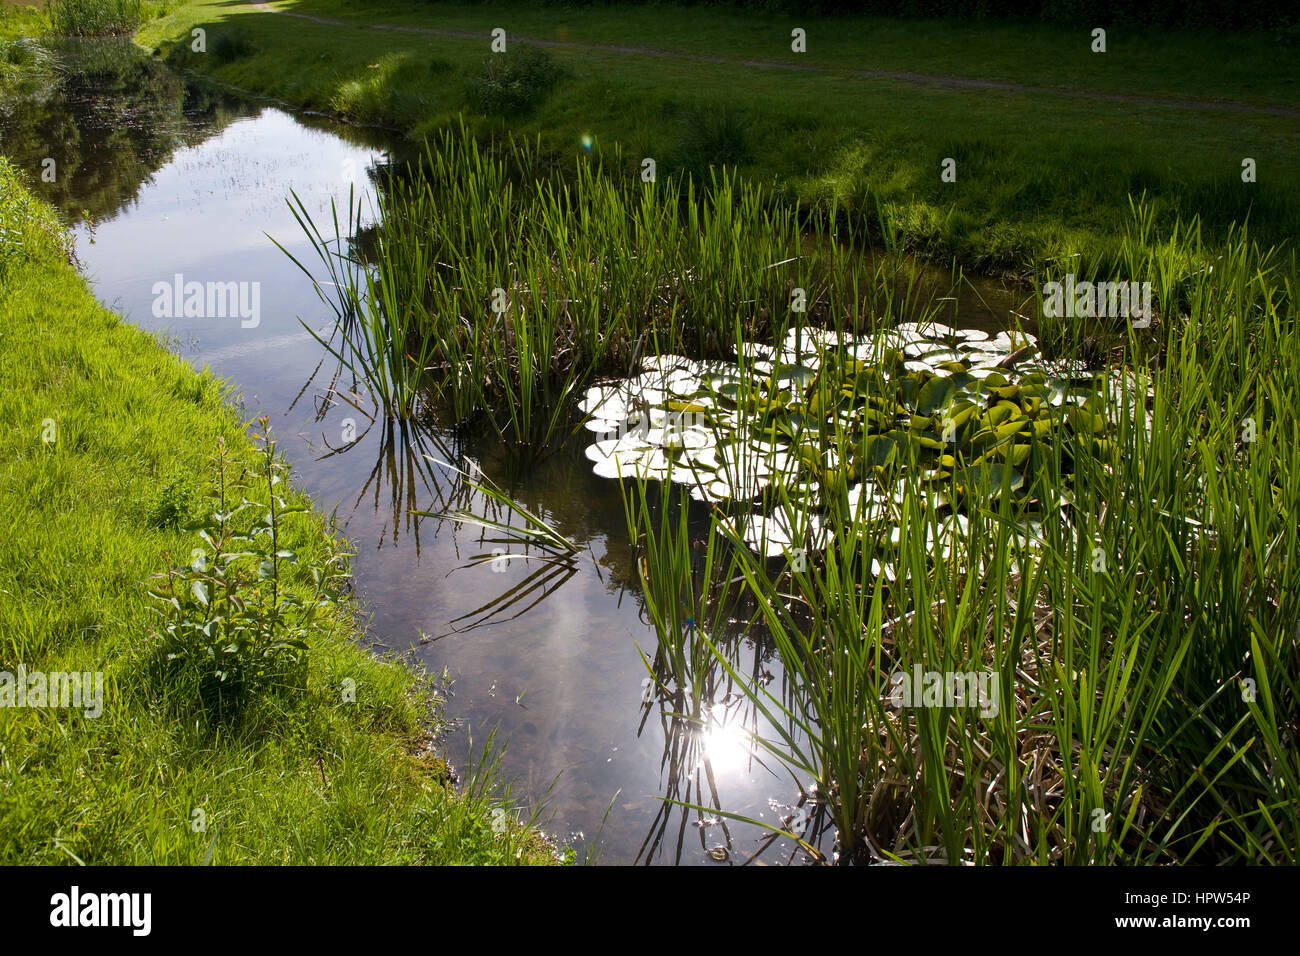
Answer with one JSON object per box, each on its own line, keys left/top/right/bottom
{"left": 42, "top": 0, "right": 168, "bottom": 36}
{"left": 0, "top": 2, "right": 53, "bottom": 94}
{"left": 133, "top": 0, "right": 1300, "bottom": 273}
{"left": 0, "top": 2, "right": 51, "bottom": 42}
{"left": 0, "top": 0, "right": 172, "bottom": 42}
{"left": 0, "top": 157, "right": 559, "bottom": 864}
{"left": 201, "top": 0, "right": 1300, "bottom": 106}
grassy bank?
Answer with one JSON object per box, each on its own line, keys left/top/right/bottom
{"left": 0, "top": 157, "right": 556, "bottom": 864}
{"left": 133, "top": 0, "right": 1300, "bottom": 273}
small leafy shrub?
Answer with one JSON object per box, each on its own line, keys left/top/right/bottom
{"left": 211, "top": 28, "right": 255, "bottom": 64}
{"left": 465, "top": 45, "right": 563, "bottom": 117}
{"left": 146, "top": 419, "right": 350, "bottom": 718}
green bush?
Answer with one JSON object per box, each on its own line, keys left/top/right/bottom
{"left": 673, "top": 106, "right": 753, "bottom": 173}
{"left": 465, "top": 44, "right": 563, "bottom": 117}
{"left": 145, "top": 471, "right": 204, "bottom": 529}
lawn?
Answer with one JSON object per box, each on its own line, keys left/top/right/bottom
{"left": 131, "top": 0, "right": 1300, "bottom": 272}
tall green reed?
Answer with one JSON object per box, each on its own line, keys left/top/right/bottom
{"left": 624, "top": 210, "right": 1297, "bottom": 863}
{"left": 282, "top": 121, "right": 949, "bottom": 462}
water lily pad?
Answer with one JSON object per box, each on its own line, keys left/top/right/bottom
{"left": 991, "top": 331, "right": 1037, "bottom": 352}
{"left": 740, "top": 507, "right": 828, "bottom": 558}
{"left": 917, "top": 375, "right": 959, "bottom": 415}
{"left": 579, "top": 383, "right": 633, "bottom": 419}
{"left": 771, "top": 363, "right": 817, "bottom": 389}
{"left": 583, "top": 416, "right": 624, "bottom": 435}
{"left": 592, "top": 450, "right": 668, "bottom": 480}
{"left": 918, "top": 348, "right": 967, "bottom": 365}
{"left": 846, "top": 482, "right": 892, "bottom": 523}
{"left": 708, "top": 467, "right": 770, "bottom": 500}
{"left": 584, "top": 436, "right": 650, "bottom": 463}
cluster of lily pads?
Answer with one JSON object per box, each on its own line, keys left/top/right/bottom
{"left": 581, "top": 322, "right": 1127, "bottom": 561}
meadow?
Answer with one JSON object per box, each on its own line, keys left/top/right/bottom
{"left": 137, "top": 0, "right": 1300, "bottom": 272}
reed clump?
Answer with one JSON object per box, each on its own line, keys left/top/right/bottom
{"left": 288, "top": 121, "right": 942, "bottom": 459}
{"left": 624, "top": 220, "right": 1298, "bottom": 864}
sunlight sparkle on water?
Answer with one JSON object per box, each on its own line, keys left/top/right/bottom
{"left": 700, "top": 717, "right": 755, "bottom": 777}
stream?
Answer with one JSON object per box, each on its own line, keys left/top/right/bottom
{"left": 1, "top": 38, "right": 1029, "bottom": 864}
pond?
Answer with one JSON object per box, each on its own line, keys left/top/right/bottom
{"left": 1, "top": 38, "right": 1032, "bottom": 864}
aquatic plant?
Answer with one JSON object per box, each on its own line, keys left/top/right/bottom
{"left": 282, "top": 123, "right": 958, "bottom": 462}
{"left": 586, "top": 320, "right": 1108, "bottom": 565}
{"left": 623, "top": 218, "right": 1298, "bottom": 864}
{"left": 279, "top": 188, "right": 440, "bottom": 421}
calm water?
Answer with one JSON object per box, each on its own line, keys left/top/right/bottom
{"left": 2, "top": 40, "right": 1028, "bottom": 864}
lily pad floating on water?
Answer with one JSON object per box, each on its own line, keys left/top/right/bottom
{"left": 734, "top": 505, "right": 830, "bottom": 559}
{"left": 580, "top": 321, "right": 1134, "bottom": 560}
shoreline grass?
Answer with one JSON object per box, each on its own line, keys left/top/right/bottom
{"left": 0, "top": 156, "right": 558, "bottom": 864}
